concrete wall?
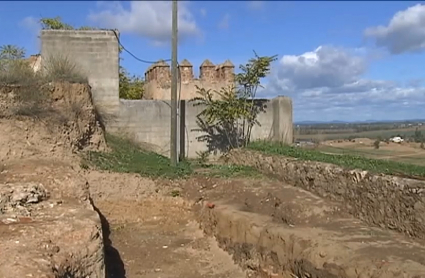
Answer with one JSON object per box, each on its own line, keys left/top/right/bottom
{"left": 108, "top": 97, "right": 293, "bottom": 158}
{"left": 40, "top": 30, "right": 120, "bottom": 116}
{"left": 40, "top": 30, "right": 293, "bottom": 159}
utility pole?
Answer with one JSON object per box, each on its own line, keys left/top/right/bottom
{"left": 170, "top": 0, "right": 178, "bottom": 167}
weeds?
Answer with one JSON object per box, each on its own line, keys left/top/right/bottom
{"left": 85, "top": 134, "right": 262, "bottom": 179}
{"left": 248, "top": 141, "right": 425, "bottom": 177}
{"left": 170, "top": 190, "right": 181, "bottom": 197}
{"left": 85, "top": 134, "right": 193, "bottom": 179}
{"left": 195, "top": 150, "right": 210, "bottom": 167}
{"left": 0, "top": 51, "right": 88, "bottom": 118}
{"left": 43, "top": 54, "right": 87, "bottom": 84}
{"left": 200, "top": 164, "right": 262, "bottom": 178}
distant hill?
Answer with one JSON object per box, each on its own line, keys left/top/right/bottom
{"left": 294, "top": 119, "right": 425, "bottom": 125}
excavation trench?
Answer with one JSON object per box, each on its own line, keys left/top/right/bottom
{"left": 88, "top": 174, "right": 425, "bottom": 278}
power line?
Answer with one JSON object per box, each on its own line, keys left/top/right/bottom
{"left": 112, "top": 30, "right": 171, "bottom": 64}
{"left": 112, "top": 28, "right": 183, "bottom": 162}
{"left": 112, "top": 28, "right": 182, "bottom": 101}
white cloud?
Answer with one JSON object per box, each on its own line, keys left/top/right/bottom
{"left": 19, "top": 16, "right": 42, "bottom": 54}
{"left": 200, "top": 8, "right": 207, "bottom": 17}
{"left": 275, "top": 46, "right": 366, "bottom": 90}
{"left": 88, "top": 1, "right": 201, "bottom": 44}
{"left": 218, "top": 13, "right": 230, "bottom": 30}
{"left": 248, "top": 1, "right": 264, "bottom": 10}
{"left": 365, "top": 4, "right": 425, "bottom": 54}
{"left": 265, "top": 45, "right": 425, "bottom": 121}
{"left": 20, "top": 16, "right": 41, "bottom": 35}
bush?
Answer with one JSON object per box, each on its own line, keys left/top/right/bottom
{"left": 0, "top": 45, "right": 88, "bottom": 118}
{"left": 373, "top": 139, "right": 380, "bottom": 149}
{"left": 43, "top": 54, "right": 87, "bottom": 84}
{"left": 0, "top": 60, "right": 38, "bottom": 86}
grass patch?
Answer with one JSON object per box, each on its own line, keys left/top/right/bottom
{"left": 193, "top": 162, "right": 262, "bottom": 178}
{"left": 248, "top": 141, "right": 425, "bottom": 178}
{"left": 86, "top": 134, "right": 192, "bottom": 179}
{"left": 85, "top": 134, "right": 263, "bottom": 179}
{"left": 295, "top": 127, "right": 425, "bottom": 141}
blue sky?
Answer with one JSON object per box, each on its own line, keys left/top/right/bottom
{"left": 1, "top": 1, "right": 425, "bottom": 122}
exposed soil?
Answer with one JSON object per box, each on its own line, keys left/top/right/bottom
{"left": 86, "top": 172, "right": 246, "bottom": 278}
{"left": 172, "top": 176, "right": 425, "bottom": 277}
{"left": 0, "top": 158, "right": 104, "bottom": 278}
{"left": 85, "top": 171, "right": 425, "bottom": 278}
{"left": 2, "top": 81, "right": 425, "bottom": 278}
{"left": 322, "top": 137, "right": 425, "bottom": 157}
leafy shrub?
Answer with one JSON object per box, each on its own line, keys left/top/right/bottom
{"left": 373, "top": 139, "right": 380, "bottom": 149}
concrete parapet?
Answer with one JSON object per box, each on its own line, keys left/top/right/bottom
{"left": 40, "top": 29, "right": 120, "bottom": 116}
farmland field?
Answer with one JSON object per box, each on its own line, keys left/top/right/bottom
{"left": 294, "top": 126, "right": 425, "bottom": 141}
{"left": 318, "top": 138, "right": 425, "bottom": 166}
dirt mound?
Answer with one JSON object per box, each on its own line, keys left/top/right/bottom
{"left": 0, "top": 159, "right": 104, "bottom": 278}
{"left": 0, "top": 77, "right": 108, "bottom": 277}
{"left": 0, "top": 82, "right": 106, "bottom": 162}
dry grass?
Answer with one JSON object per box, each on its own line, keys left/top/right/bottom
{"left": 249, "top": 140, "right": 425, "bottom": 178}
{"left": 295, "top": 127, "right": 425, "bottom": 141}
{"left": 43, "top": 54, "right": 87, "bottom": 84}
{"left": 317, "top": 143, "right": 425, "bottom": 166}
{"left": 0, "top": 54, "right": 88, "bottom": 119}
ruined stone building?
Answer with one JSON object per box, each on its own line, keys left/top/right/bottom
{"left": 25, "top": 54, "right": 42, "bottom": 73}
{"left": 143, "top": 59, "right": 235, "bottom": 100}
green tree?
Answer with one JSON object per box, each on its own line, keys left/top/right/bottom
{"left": 0, "top": 45, "right": 35, "bottom": 85}
{"left": 191, "top": 52, "right": 277, "bottom": 152}
{"left": 0, "top": 44, "right": 26, "bottom": 73}
{"left": 119, "top": 66, "right": 144, "bottom": 99}
{"left": 414, "top": 128, "right": 423, "bottom": 143}
{"left": 39, "top": 17, "right": 144, "bottom": 99}
{"left": 0, "top": 45, "right": 25, "bottom": 60}
{"left": 236, "top": 52, "right": 278, "bottom": 144}
{"left": 373, "top": 139, "right": 380, "bottom": 149}
{"left": 40, "top": 17, "right": 74, "bottom": 30}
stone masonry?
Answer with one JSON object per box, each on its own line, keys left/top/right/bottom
{"left": 143, "top": 59, "right": 235, "bottom": 100}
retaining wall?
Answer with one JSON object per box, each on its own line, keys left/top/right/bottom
{"left": 228, "top": 149, "right": 425, "bottom": 238}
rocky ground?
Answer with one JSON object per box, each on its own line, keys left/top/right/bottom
{"left": 0, "top": 159, "right": 104, "bottom": 278}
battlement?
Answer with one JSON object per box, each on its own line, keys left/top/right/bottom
{"left": 144, "top": 59, "right": 235, "bottom": 84}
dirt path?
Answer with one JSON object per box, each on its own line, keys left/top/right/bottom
{"left": 86, "top": 171, "right": 425, "bottom": 278}
{"left": 94, "top": 199, "right": 245, "bottom": 278}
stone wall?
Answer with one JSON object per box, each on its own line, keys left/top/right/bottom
{"left": 25, "top": 54, "right": 42, "bottom": 72}
{"left": 40, "top": 30, "right": 120, "bottom": 116}
{"left": 228, "top": 149, "right": 425, "bottom": 239}
{"left": 144, "top": 59, "right": 235, "bottom": 100}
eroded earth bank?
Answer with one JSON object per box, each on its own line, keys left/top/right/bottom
{"left": 1, "top": 83, "right": 425, "bottom": 278}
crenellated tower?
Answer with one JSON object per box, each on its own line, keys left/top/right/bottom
{"left": 143, "top": 59, "right": 235, "bottom": 100}
{"left": 179, "top": 59, "right": 193, "bottom": 84}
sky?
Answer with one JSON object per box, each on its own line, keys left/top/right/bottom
{"left": 1, "top": 1, "right": 425, "bottom": 122}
